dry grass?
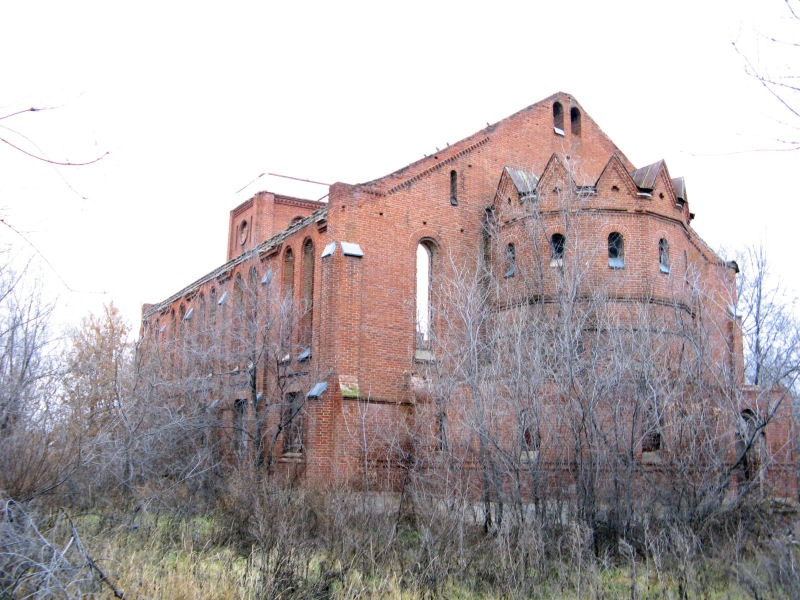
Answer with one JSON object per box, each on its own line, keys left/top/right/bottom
{"left": 53, "top": 498, "right": 798, "bottom": 600}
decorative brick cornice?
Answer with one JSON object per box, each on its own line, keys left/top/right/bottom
{"left": 143, "top": 206, "right": 328, "bottom": 319}
{"left": 361, "top": 137, "right": 490, "bottom": 197}
{"left": 274, "top": 195, "right": 327, "bottom": 210}
{"left": 231, "top": 198, "right": 254, "bottom": 218}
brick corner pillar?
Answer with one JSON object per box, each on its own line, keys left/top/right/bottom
{"left": 306, "top": 183, "right": 364, "bottom": 485}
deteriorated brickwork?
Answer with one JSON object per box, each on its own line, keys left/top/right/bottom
{"left": 141, "top": 92, "right": 796, "bottom": 496}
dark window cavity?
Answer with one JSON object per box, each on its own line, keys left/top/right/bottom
{"left": 570, "top": 107, "right": 581, "bottom": 136}
{"left": 659, "top": 238, "right": 670, "bottom": 273}
{"left": 553, "top": 102, "right": 564, "bottom": 133}
{"left": 450, "top": 170, "right": 458, "bottom": 206}
{"left": 504, "top": 243, "right": 516, "bottom": 278}
{"left": 550, "top": 233, "right": 565, "bottom": 266}
{"left": 282, "top": 392, "right": 304, "bottom": 453}
{"left": 608, "top": 232, "right": 624, "bottom": 268}
{"left": 301, "top": 239, "right": 315, "bottom": 346}
{"left": 283, "top": 247, "right": 294, "bottom": 299}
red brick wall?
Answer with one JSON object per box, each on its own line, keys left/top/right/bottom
{"left": 141, "top": 92, "right": 794, "bottom": 496}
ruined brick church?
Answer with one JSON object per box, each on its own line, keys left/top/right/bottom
{"left": 141, "top": 92, "right": 796, "bottom": 497}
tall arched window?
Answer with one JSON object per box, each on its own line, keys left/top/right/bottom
{"left": 737, "top": 409, "right": 766, "bottom": 483}
{"left": 449, "top": 170, "right": 458, "bottom": 205}
{"left": 550, "top": 233, "right": 565, "bottom": 266}
{"left": 283, "top": 247, "right": 295, "bottom": 300}
{"left": 658, "top": 238, "right": 670, "bottom": 273}
{"left": 416, "top": 241, "right": 434, "bottom": 349}
{"left": 301, "top": 239, "right": 315, "bottom": 347}
{"left": 608, "top": 232, "right": 624, "bottom": 268}
{"left": 553, "top": 101, "right": 564, "bottom": 132}
{"left": 504, "top": 243, "right": 516, "bottom": 278}
{"left": 234, "top": 274, "right": 245, "bottom": 357}
{"left": 570, "top": 107, "right": 581, "bottom": 136}
{"left": 209, "top": 287, "right": 217, "bottom": 327}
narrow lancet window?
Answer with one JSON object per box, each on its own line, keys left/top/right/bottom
{"left": 302, "top": 239, "right": 314, "bottom": 346}
{"left": 450, "top": 170, "right": 458, "bottom": 205}
{"left": 416, "top": 242, "right": 433, "bottom": 348}
{"left": 659, "top": 238, "right": 670, "bottom": 273}
{"left": 504, "top": 243, "right": 516, "bottom": 278}
{"left": 553, "top": 101, "right": 564, "bottom": 134}
{"left": 570, "top": 107, "right": 581, "bottom": 136}
{"left": 283, "top": 247, "right": 295, "bottom": 300}
{"left": 550, "top": 233, "right": 565, "bottom": 266}
{"left": 608, "top": 232, "right": 624, "bottom": 268}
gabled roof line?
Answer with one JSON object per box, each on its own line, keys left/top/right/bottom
{"left": 595, "top": 154, "right": 641, "bottom": 197}
{"left": 630, "top": 159, "right": 666, "bottom": 191}
{"left": 362, "top": 137, "right": 490, "bottom": 196}
{"left": 357, "top": 92, "right": 633, "bottom": 195}
{"left": 143, "top": 206, "right": 328, "bottom": 319}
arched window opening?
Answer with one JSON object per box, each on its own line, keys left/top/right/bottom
{"left": 209, "top": 288, "right": 217, "bottom": 327}
{"left": 449, "top": 170, "right": 458, "bottom": 206}
{"left": 608, "top": 232, "right": 625, "bottom": 268}
{"left": 282, "top": 392, "right": 304, "bottom": 454}
{"left": 249, "top": 266, "right": 259, "bottom": 294}
{"left": 301, "top": 239, "right": 315, "bottom": 347}
{"left": 435, "top": 408, "right": 447, "bottom": 452}
{"left": 238, "top": 219, "right": 249, "bottom": 246}
{"left": 290, "top": 215, "right": 304, "bottom": 226}
{"left": 416, "top": 242, "right": 434, "bottom": 350}
{"left": 247, "top": 266, "right": 259, "bottom": 328}
{"left": 737, "top": 409, "right": 766, "bottom": 483}
{"left": 550, "top": 233, "right": 565, "bottom": 267}
{"left": 659, "top": 238, "right": 670, "bottom": 273}
{"left": 504, "top": 243, "right": 516, "bottom": 278}
{"left": 234, "top": 274, "right": 245, "bottom": 357}
{"left": 521, "top": 420, "right": 540, "bottom": 462}
{"left": 553, "top": 101, "right": 564, "bottom": 134}
{"left": 233, "top": 398, "right": 246, "bottom": 456}
{"left": 283, "top": 248, "right": 295, "bottom": 300}
{"left": 570, "top": 107, "right": 581, "bottom": 136}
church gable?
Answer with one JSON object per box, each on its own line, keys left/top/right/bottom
{"left": 358, "top": 92, "right": 634, "bottom": 196}
{"left": 535, "top": 154, "right": 572, "bottom": 208}
{"left": 595, "top": 154, "right": 639, "bottom": 199}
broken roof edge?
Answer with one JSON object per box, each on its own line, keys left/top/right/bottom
{"left": 504, "top": 166, "right": 539, "bottom": 195}
{"left": 142, "top": 205, "right": 329, "bottom": 320}
{"left": 356, "top": 92, "right": 635, "bottom": 193}
{"left": 230, "top": 190, "right": 327, "bottom": 215}
{"left": 630, "top": 159, "right": 667, "bottom": 191}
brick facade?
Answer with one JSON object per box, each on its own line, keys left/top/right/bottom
{"left": 141, "top": 92, "right": 796, "bottom": 497}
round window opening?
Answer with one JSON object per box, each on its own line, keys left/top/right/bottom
{"left": 238, "top": 220, "right": 249, "bottom": 245}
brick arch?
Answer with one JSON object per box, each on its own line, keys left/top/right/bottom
{"left": 408, "top": 228, "right": 442, "bottom": 254}
{"left": 282, "top": 245, "right": 295, "bottom": 300}
{"left": 412, "top": 234, "right": 440, "bottom": 353}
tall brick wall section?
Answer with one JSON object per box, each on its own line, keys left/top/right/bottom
{"left": 227, "top": 192, "right": 325, "bottom": 262}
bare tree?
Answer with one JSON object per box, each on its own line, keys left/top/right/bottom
{"left": 401, "top": 157, "right": 793, "bottom": 568}
{"left": 0, "top": 257, "right": 73, "bottom": 501}
{"left": 734, "top": 0, "right": 800, "bottom": 149}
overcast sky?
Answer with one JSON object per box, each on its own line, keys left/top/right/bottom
{"left": 2, "top": 0, "right": 798, "bottom": 333}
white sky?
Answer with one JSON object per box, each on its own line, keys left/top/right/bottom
{"left": 1, "top": 0, "right": 798, "bottom": 334}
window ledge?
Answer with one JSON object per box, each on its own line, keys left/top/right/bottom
{"left": 414, "top": 348, "right": 434, "bottom": 362}
{"left": 660, "top": 264, "right": 671, "bottom": 274}
{"left": 641, "top": 450, "right": 663, "bottom": 465}
{"left": 520, "top": 450, "right": 539, "bottom": 463}
{"left": 609, "top": 258, "right": 625, "bottom": 269}
{"left": 279, "top": 452, "right": 305, "bottom": 463}
{"left": 550, "top": 258, "right": 564, "bottom": 268}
